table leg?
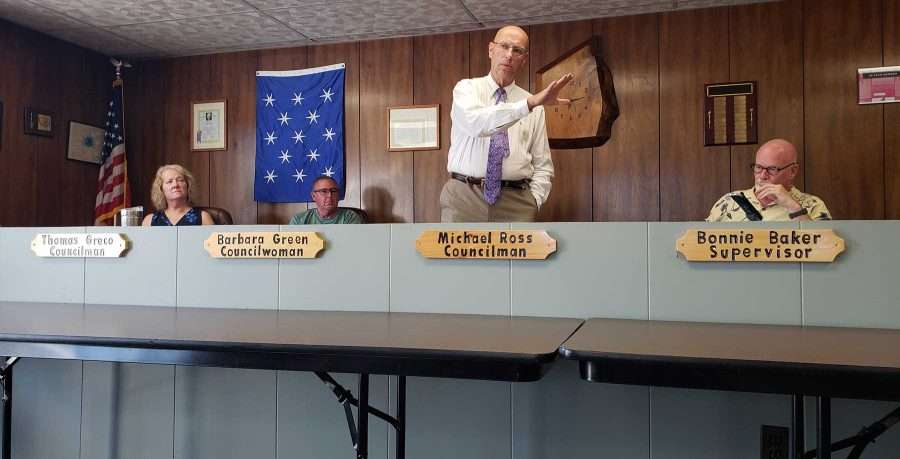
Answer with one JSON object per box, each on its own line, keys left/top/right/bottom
{"left": 817, "top": 397, "right": 831, "bottom": 458}
{"left": 1, "top": 357, "right": 16, "bottom": 459}
{"left": 793, "top": 395, "right": 804, "bottom": 459}
{"left": 357, "top": 374, "right": 369, "bottom": 459}
{"left": 396, "top": 376, "right": 405, "bottom": 459}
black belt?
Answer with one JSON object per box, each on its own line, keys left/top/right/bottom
{"left": 451, "top": 172, "right": 530, "bottom": 190}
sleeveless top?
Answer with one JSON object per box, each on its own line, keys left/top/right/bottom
{"left": 150, "top": 207, "right": 202, "bottom": 226}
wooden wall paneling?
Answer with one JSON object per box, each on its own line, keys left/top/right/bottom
{"left": 729, "top": 0, "right": 804, "bottom": 192}
{"left": 885, "top": 0, "right": 900, "bottom": 218}
{"left": 256, "top": 47, "right": 309, "bottom": 224}
{"left": 529, "top": 21, "right": 595, "bottom": 222}
{"left": 162, "top": 56, "right": 211, "bottom": 210}
{"left": 309, "top": 43, "right": 362, "bottom": 212}
{"left": 804, "top": 0, "right": 884, "bottom": 219}
{"left": 128, "top": 60, "right": 167, "bottom": 216}
{"left": 1, "top": 25, "right": 40, "bottom": 226}
{"left": 593, "top": 14, "right": 660, "bottom": 221}
{"left": 0, "top": 23, "right": 8, "bottom": 225}
{"left": 413, "top": 33, "right": 469, "bottom": 222}
{"left": 359, "top": 38, "right": 414, "bottom": 223}
{"left": 34, "top": 33, "right": 66, "bottom": 227}
{"left": 659, "top": 8, "right": 731, "bottom": 221}
{"left": 55, "top": 50, "right": 108, "bottom": 226}
{"left": 208, "top": 51, "right": 259, "bottom": 225}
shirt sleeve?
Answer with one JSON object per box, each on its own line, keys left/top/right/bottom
{"left": 344, "top": 209, "right": 363, "bottom": 224}
{"left": 288, "top": 212, "right": 303, "bottom": 225}
{"left": 528, "top": 106, "right": 553, "bottom": 208}
{"left": 807, "top": 198, "right": 832, "bottom": 220}
{"left": 450, "top": 79, "right": 530, "bottom": 138}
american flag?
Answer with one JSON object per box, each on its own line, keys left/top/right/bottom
{"left": 94, "top": 77, "right": 130, "bottom": 225}
{"left": 255, "top": 63, "right": 345, "bottom": 202}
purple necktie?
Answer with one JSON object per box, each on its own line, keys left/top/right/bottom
{"left": 484, "top": 87, "right": 508, "bottom": 205}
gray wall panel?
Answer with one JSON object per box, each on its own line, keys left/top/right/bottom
{"left": 11, "top": 359, "right": 82, "bottom": 459}
{"left": 0, "top": 227, "right": 85, "bottom": 303}
{"left": 651, "top": 387, "right": 790, "bottom": 459}
{"left": 277, "top": 371, "right": 389, "bottom": 459}
{"left": 510, "top": 222, "right": 648, "bottom": 319}
{"left": 405, "top": 377, "right": 511, "bottom": 459}
{"left": 176, "top": 225, "right": 279, "bottom": 309}
{"left": 801, "top": 220, "right": 900, "bottom": 328}
{"left": 174, "top": 366, "right": 276, "bottom": 459}
{"left": 390, "top": 224, "right": 511, "bottom": 315}
{"left": 85, "top": 227, "right": 177, "bottom": 306}
{"left": 278, "top": 224, "right": 390, "bottom": 311}
{"left": 648, "top": 222, "right": 802, "bottom": 324}
{"left": 513, "top": 360, "right": 649, "bottom": 459}
{"left": 80, "top": 362, "right": 175, "bottom": 459}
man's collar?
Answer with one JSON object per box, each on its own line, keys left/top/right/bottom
{"left": 486, "top": 74, "right": 516, "bottom": 92}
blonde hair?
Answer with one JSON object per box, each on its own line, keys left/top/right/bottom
{"left": 150, "top": 164, "right": 195, "bottom": 211}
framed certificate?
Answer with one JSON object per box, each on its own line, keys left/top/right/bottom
{"left": 191, "top": 100, "right": 227, "bottom": 151}
{"left": 387, "top": 104, "right": 440, "bottom": 151}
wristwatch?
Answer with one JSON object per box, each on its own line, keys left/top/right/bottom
{"left": 788, "top": 208, "right": 808, "bottom": 219}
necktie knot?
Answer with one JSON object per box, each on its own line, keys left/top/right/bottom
{"left": 494, "top": 87, "right": 507, "bottom": 104}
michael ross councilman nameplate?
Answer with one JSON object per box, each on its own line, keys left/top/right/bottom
{"left": 31, "top": 233, "right": 128, "bottom": 258}
{"left": 204, "top": 232, "right": 324, "bottom": 259}
{"left": 676, "top": 229, "right": 845, "bottom": 262}
{"left": 416, "top": 230, "right": 556, "bottom": 260}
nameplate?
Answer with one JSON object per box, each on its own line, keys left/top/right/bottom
{"left": 31, "top": 233, "right": 128, "bottom": 258}
{"left": 204, "top": 232, "right": 324, "bottom": 259}
{"left": 415, "top": 230, "right": 556, "bottom": 260}
{"left": 676, "top": 229, "right": 845, "bottom": 262}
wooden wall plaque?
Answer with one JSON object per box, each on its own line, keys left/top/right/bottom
{"left": 535, "top": 37, "right": 619, "bottom": 149}
{"left": 704, "top": 81, "right": 758, "bottom": 146}
{"left": 204, "top": 232, "right": 324, "bottom": 259}
{"left": 676, "top": 229, "right": 845, "bottom": 262}
{"left": 415, "top": 230, "right": 556, "bottom": 260}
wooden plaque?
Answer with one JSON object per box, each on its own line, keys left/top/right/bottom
{"left": 204, "top": 232, "right": 324, "bottom": 259}
{"left": 676, "top": 229, "right": 845, "bottom": 262}
{"left": 704, "top": 81, "right": 758, "bottom": 146}
{"left": 535, "top": 37, "right": 619, "bottom": 149}
{"left": 415, "top": 230, "right": 556, "bottom": 260}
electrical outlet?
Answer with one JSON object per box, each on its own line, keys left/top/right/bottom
{"left": 760, "top": 425, "right": 789, "bottom": 459}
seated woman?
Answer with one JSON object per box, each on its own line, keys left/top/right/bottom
{"left": 141, "top": 164, "right": 214, "bottom": 226}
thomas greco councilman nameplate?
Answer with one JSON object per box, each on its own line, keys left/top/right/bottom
{"left": 31, "top": 233, "right": 128, "bottom": 258}
{"left": 204, "top": 232, "right": 324, "bottom": 259}
{"left": 676, "top": 229, "right": 844, "bottom": 262}
{"left": 416, "top": 230, "right": 556, "bottom": 260}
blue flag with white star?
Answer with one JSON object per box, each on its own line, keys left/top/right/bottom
{"left": 255, "top": 63, "right": 345, "bottom": 202}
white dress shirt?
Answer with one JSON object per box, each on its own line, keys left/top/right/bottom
{"left": 448, "top": 75, "right": 554, "bottom": 207}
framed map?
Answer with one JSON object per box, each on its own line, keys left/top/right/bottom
{"left": 535, "top": 37, "right": 619, "bottom": 149}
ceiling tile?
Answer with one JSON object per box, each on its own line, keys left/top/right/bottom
{"left": 243, "top": 0, "right": 334, "bottom": 9}
{"left": 48, "top": 26, "right": 162, "bottom": 56}
{"left": 275, "top": 0, "right": 474, "bottom": 38}
{"left": 463, "top": 0, "right": 672, "bottom": 22}
{"left": 111, "top": 12, "right": 304, "bottom": 52}
{"left": 0, "top": 0, "right": 90, "bottom": 30}
{"left": 34, "top": 0, "right": 254, "bottom": 27}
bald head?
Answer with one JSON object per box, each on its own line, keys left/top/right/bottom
{"left": 754, "top": 138, "right": 799, "bottom": 188}
{"left": 488, "top": 25, "right": 529, "bottom": 87}
{"left": 493, "top": 26, "right": 529, "bottom": 49}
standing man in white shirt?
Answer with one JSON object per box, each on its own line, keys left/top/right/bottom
{"left": 441, "top": 25, "right": 573, "bottom": 222}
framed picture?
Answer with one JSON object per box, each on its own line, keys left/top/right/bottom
{"left": 387, "top": 104, "right": 440, "bottom": 151}
{"left": 191, "top": 100, "right": 227, "bottom": 151}
{"left": 66, "top": 121, "right": 105, "bottom": 165}
{"left": 24, "top": 107, "right": 53, "bottom": 137}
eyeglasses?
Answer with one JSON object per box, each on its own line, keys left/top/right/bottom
{"left": 492, "top": 41, "right": 528, "bottom": 58}
{"left": 312, "top": 187, "right": 340, "bottom": 195}
{"left": 750, "top": 162, "right": 796, "bottom": 175}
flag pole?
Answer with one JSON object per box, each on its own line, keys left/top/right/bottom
{"left": 111, "top": 59, "right": 130, "bottom": 210}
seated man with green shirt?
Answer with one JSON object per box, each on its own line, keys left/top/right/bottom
{"left": 707, "top": 138, "right": 831, "bottom": 222}
{"left": 288, "top": 176, "right": 363, "bottom": 225}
